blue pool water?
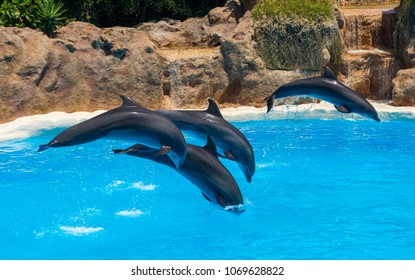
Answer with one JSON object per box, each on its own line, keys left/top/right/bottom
{"left": 1, "top": 118, "right": 415, "bottom": 260}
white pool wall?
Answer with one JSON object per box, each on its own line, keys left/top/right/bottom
{"left": 0, "top": 101, "right": 414, "bottom": 142}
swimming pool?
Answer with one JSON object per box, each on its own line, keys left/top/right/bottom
{"left": 1, "top": 117, "right": 414, "bottom": 259}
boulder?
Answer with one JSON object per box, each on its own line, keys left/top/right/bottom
{"left": 239, "top": 0, "right": 258, "bottom": 11}
{"left": 254, "top": 17, "right": 342, "bottom": 71}
{"left": 0, "top": 22, "right": 164, "bottom": 123}
{"left": 395, "top": 0, "right": 415, "bottom": 67}
{"left": 337, "top": 51, "right": 400, "bottom": 100}
{"left": 392, "top": 68, "right": 415, "bottom": 106}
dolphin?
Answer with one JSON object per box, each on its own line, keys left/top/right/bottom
{"left": 113, "top": 136, "right": 244, "bottom": 213}
{"left": 38, "top": 95, "right": 187, "bottom": 169}
{"left": 264, "top": 66, "right": 381, "bottom": 122}
{"left": 156, "top": 99, "right": 255, "bottom": 183}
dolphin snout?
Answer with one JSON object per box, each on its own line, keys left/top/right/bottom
{"left": 37, "top": 145, "right": 50, "bottom": 152}
{"left": 239, "top": 162, "right": 255, "bottom": 183}
{"left": 374, "top": 116, "right": 381, "bottom": 122}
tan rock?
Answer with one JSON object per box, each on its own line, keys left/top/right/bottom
{"left": 392, "top": 68, "right": 415, "bottom": 106}
{"left": 157, "top": 47, "right": 228, "bottom": 108}
{"left": 342, "top": 7, "right": 398, "bottom": 51}
{"left": 0, "top": 1, "right": 408, "bottom": 123}
{"left": 338, "top": 50, "right": 400, "bottom": 99}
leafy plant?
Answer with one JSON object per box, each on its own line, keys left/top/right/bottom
{"left": 34, "top": 0, "right": 68, "bottom": 37}
{"left": 0, "top": 0, "right": 37, "bottom": 28}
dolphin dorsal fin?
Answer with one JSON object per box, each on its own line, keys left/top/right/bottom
{"left": 119, "top": 95, "right": 139, "bottom": 107}
{"left": 205, "top": 99, "right": 223, "bottom": 118}
{"left": 322, "top": 66, "right": 337, "bottom": 80}
{"left": 203, "top": 135, "right": 218, "bottom": 157}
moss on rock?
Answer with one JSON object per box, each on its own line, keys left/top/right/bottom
{"left": 254, "top": 16, "right": 342, "bottom": 70}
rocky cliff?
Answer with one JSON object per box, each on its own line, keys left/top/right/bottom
{"left": 0, "top": 1, "right": 303, "bottom": 123}
{"left": 392, "top": 0, "right": 415, "bottom": 105}
{"left": 0, "top": 0, "right": 413, "bottom": 123}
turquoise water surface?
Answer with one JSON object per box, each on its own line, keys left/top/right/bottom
{"left": 1, "top": 118, "right": 415, "bottom": 259}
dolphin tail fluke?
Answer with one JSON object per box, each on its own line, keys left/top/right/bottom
{"left": 37, "top": 144, "right": 50, "bottom": 152}
{"left": 264, "top": 95, "right": 275, "bottom": 113}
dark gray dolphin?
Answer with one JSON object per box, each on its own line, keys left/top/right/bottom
{"left": 156, "top": 99, "right": 255, "bottom": 183}
{"left": 113, "top": 136, "right": 244, "bottom": 213}
{"left": 265, "top": 66, "right": 380, "bottom": 122}
{"left": 38, "top": 95, "right": 187, "bottom": 169}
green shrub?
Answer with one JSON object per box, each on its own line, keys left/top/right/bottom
{"left": 0, "top": 0, "right": 70, "bottom": 37}
{"left": 252, "top": 0, "right": 335, "bottom": 22}
{"left": 34, "top": 0, "right": 69, "bottom": 37}
{"left": 0, "top": 0, "right": 37, "bottom": 28}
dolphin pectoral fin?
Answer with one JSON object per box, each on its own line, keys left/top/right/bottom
{"left": 113, "top": 144, "right": 158, "bottom": 154}
{"left": 156, "top": 145, "right": 171, "bottom": 156}
{"left": 224, "top": 150, "right": 236, "bottom": 160}
{"left": 323, "top": 66, "right": 338, "bottom": 80}
{"left": 334, "top": 105, "right": 352, "bottom": 114}
{"left": 202, "top": 192, "right": 213, "bottom": 202}
{"left": 265, "top": 95, "right": 274, "bottom": 113}
{"left": 206, "top": 99, "right": 224, "bottom": 118}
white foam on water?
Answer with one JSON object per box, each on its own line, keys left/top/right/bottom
{"left": 244, "top": 199, "right": 254, "bottom": 206}
{"left": 106, "top": 180, "right": 126, "bottom": 188}
{"left": 115, "top": 209, "right": 144, "bottom": 217}
{"left": 59, "top": 226, "right": 104, "bottom": 236}
{"left": 257, "top": 162, "right": 276, "bottom": 169}
{"left": 131, "top": 182, "right": 157, "bottom": 191}
{"left": 220, "top": 101, "right": 415, "bottom": 122}
{"left": 0, "top": 142, "right": 31, "bottom": 153}
{"left": 33, "top": 230, "right": 46, "bottom": 239}
{"left": 224, "top": 204, "right": 245, "bottom": 212}
{"left": 102, "top": 180, "right": 126, "bottom": 193}
{"left": 69, "top": 207, "right": 103, "bottom": 223}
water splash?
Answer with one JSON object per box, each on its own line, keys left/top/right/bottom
{"left": 59, "top": 226, "right": 104, "bottom": 236}
{"left": 115, "top": 209, "right": 145, "bottom": 217}
{"left": 131, "top": 182, "right": 157, "bottom": 191}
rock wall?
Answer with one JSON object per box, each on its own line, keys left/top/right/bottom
{"left": 394, "top": 0, "right": 415, "bottom": 67}
{"left": 391, "top": 0, "right": 415, "bottom": 106}
{"left": 1, "top": 0, "right": 414, "bottom": 123}
{"left": 341, "top": 6, "right": 398, "bottom": 50}
{"left": 337, "top": 6, "right": 400, "bottom": 101}
{"left": 0, "top": 1, "right": 302, "bottom": 123}
{"left": 254, "top": 18, "right": 342, "bottom": 71}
